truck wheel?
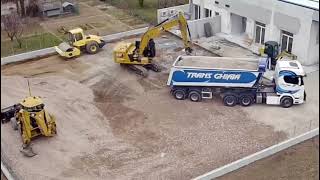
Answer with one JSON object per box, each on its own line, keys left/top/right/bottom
{"left": 86, "top": 41, "right": 99, "bottom": 54}
{"left": 173, "top": 89, "right": 186, "bottom": 100}
{"left": 239, "top": 95, "right": 253, "bottom": 107}
{"left": 10, "top": 117, "right": 18, "bottom": 130}
{"left": 280, "top": 96, "right": 293, "bottom": 108}
{"left": 223, "top": 95, "right": 237, "bottom": 107}
{"left": 189, "top": 91, "right": 202, "bottom": 102}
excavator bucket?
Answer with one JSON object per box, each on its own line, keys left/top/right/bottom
{"left": 20, "top": 144, "right": 37, "bottom": 157}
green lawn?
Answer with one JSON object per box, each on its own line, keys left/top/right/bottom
{"left": 107, "top": 0, "right": 188, "bottom": 24}
{"left": 1, "top": 33, "right": 62, "bottom": 57}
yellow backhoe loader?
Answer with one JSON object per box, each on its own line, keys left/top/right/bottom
{"left": 113, "top": 11, "right": 193, "bottom": 76}
{"left": 55, "top": 28, "right": 106, "bottom": 58}
{"left": 1, "top": 81, "right": 56, "bottom": 157}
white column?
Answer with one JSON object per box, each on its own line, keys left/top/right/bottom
{"left": 220, "top": 9, "right": 231, "bottom": 34}
{"left": 200, "top": 0, "right": 205, "bottom": 19}
{"left": 245, "top": 18, "right": 255, "bottom": 39}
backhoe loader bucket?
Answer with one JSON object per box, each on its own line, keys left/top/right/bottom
{"left": 20, "top": 144, "right": 37, "bottom": 157}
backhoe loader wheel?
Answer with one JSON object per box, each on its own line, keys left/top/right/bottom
{"left": 10, "top": 117, "right": 18, "bottom": 130}
{"left": 86, "top": 41, "right": 99, "bottom": 54}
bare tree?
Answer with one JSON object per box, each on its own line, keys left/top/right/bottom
{"left": 2, "top": 13, "right": 24, "bottom": 47}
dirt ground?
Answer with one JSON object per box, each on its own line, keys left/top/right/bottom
{"left": 218, "top": 137, "right": 319, "bottom": 180}
{"left": 40, "top": 1, "right": 148, "bottom": 38}
{"left": 1, "top": 34, "right": 287, "bottom": 179}
{"left": 1, "top": 172, "right": 7, "bottom": 180}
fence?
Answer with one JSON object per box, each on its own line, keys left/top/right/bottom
{"left": 194, "top": 127, "right": 319, "bottom": 180}
{"left": 278, "top": 118, "right": 318, "bottom": 139}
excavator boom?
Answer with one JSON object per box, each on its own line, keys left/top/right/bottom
{"left": 138, "top": 11, "right": 192, "bottom": 56}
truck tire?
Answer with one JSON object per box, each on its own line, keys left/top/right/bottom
{"left": 223, "top": 95, "right": 237, "bottom": 107}
{"left": 173, "top": 89, "right": 186, "bottom": 100}
{"left": 239, "top": 95, "right": 253, "bottom": 107}
{"left": 11, "top": 117, "right": 18, "bottom": 130}
{"left": 189, "top": 91, "right": 202, "bottom": 102}
{"left": 86, "top": 41, "right": 99, "bottom": 54}
{"left": 280, "top": 96, "right": 293, "bottom": 108}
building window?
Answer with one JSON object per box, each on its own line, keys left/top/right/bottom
{"left": 194, "top": 4, "right": 201, "bottom": 20}
{"left": 205, "top": 8, "right": 212, "bottom": 18}
{"left": 215, "top": 12, "right": 219, "bottom": 16}
{"left": 255, "top": 22, "right": 266, "bottom": 44}
{"left": 281, "top": 30, "right": 293, "bottom": 53}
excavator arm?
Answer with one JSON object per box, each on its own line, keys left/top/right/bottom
{"left": 138, "top": 12, "right": 192, "bottom": 56}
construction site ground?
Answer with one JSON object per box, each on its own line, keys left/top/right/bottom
{"left": 1, "top": 34, "right": 319, "bottom": 179}
{"left": 218, "top": 137, "right": 319, "bottom": 180}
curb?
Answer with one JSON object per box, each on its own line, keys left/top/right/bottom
{"left": 1, "top": 27, "right": 149, "bottom": 66}
{"left": 1, "top": 161, "right": 15, "bottom": 180}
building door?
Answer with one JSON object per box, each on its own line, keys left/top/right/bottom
{"left": 195, "top": 4, "right": 200, "bottom": 19}
{"left": 281, "top": 30, "right": 293, "bottom": 53}
{"left": 255, "top": 22, "right": 265, "bottom": 44}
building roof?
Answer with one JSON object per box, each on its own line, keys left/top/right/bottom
{"left": 278, "top": 0, "right": 319, "bottom": 11}
{"left": 40, "top": 2, "right": 61, "bottom": 11}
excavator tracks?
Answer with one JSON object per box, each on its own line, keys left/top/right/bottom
{"left": 144, "top": 62, "right": 162, "bottom": 72}
{"left": 124, "top": 64, "right": 149, "bottom": 77}
{"left": 121, "top": 63, "right": 162, "bottom": 77}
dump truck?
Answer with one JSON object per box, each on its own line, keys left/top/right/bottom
{"left": 167, "top": 56, "right": 306, "bottom": 108}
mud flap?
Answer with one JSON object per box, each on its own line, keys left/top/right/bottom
{"left": 20, "top": 144, "right": 37, "bottom": 157}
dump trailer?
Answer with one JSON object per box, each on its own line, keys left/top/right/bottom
{"left": 167, "top": 56, "right": 306, "bottom": 108}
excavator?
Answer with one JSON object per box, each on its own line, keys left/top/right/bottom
{"left": 55, "top": 28, "right": 106, "bottom": 58}
{"left": 1, "top": 80, "right": 56, "bottom": 157}
{"left": 113, "top": 11, "right": 193, "bottom": 76}
{"left": 259, "top": 41, "right": 297, "bottom": 69}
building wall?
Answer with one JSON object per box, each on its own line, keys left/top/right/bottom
{"left": 188, "top": 16, "right": 221, "bottom": 38}
{"left": 190, "top": 0, "right": 319, "bottom": 65}
{"left": 157, "top": 4, "right": 190, "bottom": 23}
{"left": 157, "top": 4, "right": 221, "bottom": 39}
{"left": 308, "top": 21, "right": 319, "bottom": 65}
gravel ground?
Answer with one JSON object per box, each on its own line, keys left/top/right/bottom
{"left": 1, "top": 34, "right": 290, "bottom": 179}
{"left": 218, "top": 137, "right": 319, "bottom": 180}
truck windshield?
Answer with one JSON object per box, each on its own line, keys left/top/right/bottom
{"left": 284, "top": 75, "right": 299, "bottom": 85}
{"left": 284, "top": 76, "right": 304, "bottom": 86}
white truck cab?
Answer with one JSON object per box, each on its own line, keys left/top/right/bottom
{"left": 270, "top": 60, "right": 306, "bottom": 107}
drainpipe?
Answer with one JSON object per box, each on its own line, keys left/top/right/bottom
{"left": 189, "top": 0, "right": 194, "bottom": 20}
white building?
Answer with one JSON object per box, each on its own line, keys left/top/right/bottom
{"left": 158, "top": 0, "right": 319, "bottom": 65}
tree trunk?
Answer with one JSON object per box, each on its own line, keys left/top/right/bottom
{"left": 9, "top": 36, "right": 14, "bottom": 41}
{"left": 15, "top": 0, "right": 20, "bottom": 15}
{"left": 15, "top": 36, "right": 22, "bottom": 48}
{"left": 19, "top": 0, "right": 25, "bottom": 17}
